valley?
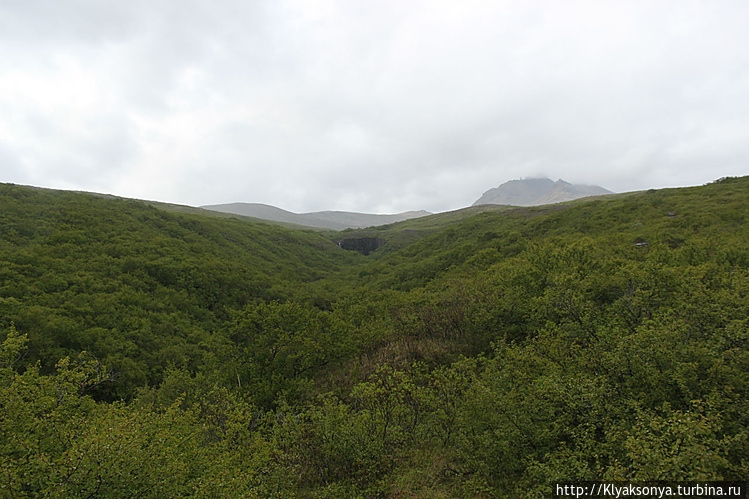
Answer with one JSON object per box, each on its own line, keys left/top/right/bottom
{"left": 1, "top": 177, "right": 747, "bottom": 497}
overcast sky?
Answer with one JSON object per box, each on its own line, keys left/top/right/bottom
{"left": 1, "top": 1, "right": 747, "bottom": 213}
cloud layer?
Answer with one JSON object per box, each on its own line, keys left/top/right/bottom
{"left": 2, "top": 0, "right": 747, "bottom": 213}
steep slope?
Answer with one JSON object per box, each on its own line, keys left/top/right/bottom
{"left": 474, "top": 177, "right": 612, "bottom": 206}
{"left": 201, "top": 202, "right": 431, "bottom": 230}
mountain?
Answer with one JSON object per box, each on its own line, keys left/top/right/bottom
{"left": 473, "top": 177, "right": 613, "bottom": 206}
{"left": 200, "top": 202, "right": 431, "bottom": 230}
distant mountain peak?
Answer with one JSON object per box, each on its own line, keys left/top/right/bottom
{"left": 473, "top": 177, "right": 612, "bottom": 207}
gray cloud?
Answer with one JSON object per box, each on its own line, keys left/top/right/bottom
{"left": 1, "top": 0, "right": 747, "bottom": 213}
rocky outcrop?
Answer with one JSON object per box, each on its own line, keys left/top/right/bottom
{"left": 336, "top": 237, "right": 385, "bottom": 255}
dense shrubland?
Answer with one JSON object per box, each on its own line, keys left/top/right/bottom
{"left": 1, "top": 177, "right": 747, "bottom": 497}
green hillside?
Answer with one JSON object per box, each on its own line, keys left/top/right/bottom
{"left": 0, "top": 184, "right": 360, "bottom": 398}
{"left": 1, "top": 177, "right": 747, "bottom": 497}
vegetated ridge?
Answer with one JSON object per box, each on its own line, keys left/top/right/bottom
{"left": 1, "top": 176, "right": 747, "bottom": 497}
{"left": 474, "top": 177, "right": 613, "bottom": 206}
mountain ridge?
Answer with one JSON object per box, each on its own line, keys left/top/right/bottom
{"left": 200, "top": 202, "right": 432, "bottom": 230}
{"left": 204, "top": 178, "right": 613, "bottom": 229}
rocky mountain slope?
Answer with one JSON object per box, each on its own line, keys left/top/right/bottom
{"left": 474, "top": 177, "right": 612, "bottom": 206}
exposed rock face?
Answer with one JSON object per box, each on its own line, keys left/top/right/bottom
{"left": 336, "top": 237, "right": 385, "bottom": 255}
{"left": 474, "top": 178, "right": 612, "bottom": 207}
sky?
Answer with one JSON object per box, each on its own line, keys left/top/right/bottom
{"left": 1, "top": 1, "right": 748, "bottom": 214}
